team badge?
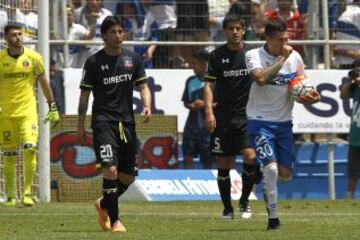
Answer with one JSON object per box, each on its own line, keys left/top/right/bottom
{"left": 123, "top": 56, "right": 133, "bottom": 68}
{"left": 23, "top": 60, "right": 30, "bottom": 68}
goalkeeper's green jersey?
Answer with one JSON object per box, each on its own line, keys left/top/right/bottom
{"left": 0, "top": 47, "right": 44, "bottom": 118}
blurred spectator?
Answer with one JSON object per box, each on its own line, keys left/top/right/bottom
{"left": 50, "top": 59, "right": 65, "bottom": 115}
{"left": 340, "top": 59, "right": 360, "bottom": 199}
{"left": 334, "top": 1, "right": 360, "bottom": 141}
{"left": 175, "top": 0, "right": 209, "bottom": 68}
{"left": 228, "top": 0, "right": 265, "bottom": 40}
{"left": 181, "top": 49, "right": 213, "bottom": 169}
{"left": 116, "top": 1, "right": 158, "bottom": 69}
{"left": 74, "top": 0, "right": 112, "bottom": 60}
{"left": 208, "top": 0, "right": 232, "bottom": 42}
{"left": 333, "top": 0, "right": 360, "bottom": 69}
{"left": 141, "top": 0, "right": 177, "bottom": 68}
{"left": 0, "top": 0, "right": 38, "bottom": 49}
{"left": 265, "top": 0, "right": 306, "bottom": 53}
{"left": 72, "top": 0, "right": 83, "bottom": 9}
{"left": 57, "top": 4, "right": 95, "bottom": 68}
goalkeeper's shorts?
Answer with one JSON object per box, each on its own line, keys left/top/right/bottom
{"left": 0, "top": 116, "right": 38, "bottom": 149}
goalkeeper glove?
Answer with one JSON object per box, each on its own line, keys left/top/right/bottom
{"left": 43, "top": 101, "right": 60, "bottom": 127}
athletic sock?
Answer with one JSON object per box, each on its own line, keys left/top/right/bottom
{"left": 217, "top": 169, "right": 232, "bottom": 211}
{"left": 102, "top": 179, "right": 119, "bottom": 226}
{"left": 240, "top": 163, "right": 255, "bottom": 205}
{"left": 117, "top": 179, "right": 129, "bottom": 197}
{"left": 261, "top": 163, "right": 278, "bottom": 219}
{"left": 3, "top": 153, "right": 17, "bottom": 199}
{"left": 23, "top": 148, "right": 37, "bottom": 195}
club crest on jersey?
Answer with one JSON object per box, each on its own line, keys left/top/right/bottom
{"left": 101, "top": 64, "right": 109, "bottom": 71}
{"left": 22, "top": 60, "right": 29, "bottom": 68}
{"left": 123, "top": 56, "right": 133, "bottom": 68}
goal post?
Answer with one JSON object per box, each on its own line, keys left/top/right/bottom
{"left": 38, "top": 0, "right": 50, "bottom": 202}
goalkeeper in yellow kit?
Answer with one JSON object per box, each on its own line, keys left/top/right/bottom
{"left": 0, "top": 23, "right": 59, "bottom": 206}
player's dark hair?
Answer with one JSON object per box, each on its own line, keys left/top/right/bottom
{"left": 192, "top": 49, "right": 209, "bottom": 63}
{"left": 265, "top": 19, "right": 287, "bottom": 37}
{"left": 100, "top": 16, "right": 124, "bottom": 39}
{"left": 4, "top": 23, "right": 22, "bottom": 35}
{"left": 222, "top": 14, "right": 246, "bottom": 29}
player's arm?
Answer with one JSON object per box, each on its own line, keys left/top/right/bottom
{"left": 204, "top": 80, "right": 216, "bottom": 133}
{"left": 250, "top": 45, "right": 293, "bottom": 86}
{"left": 38, "top": 73, "right": 55, "bottom": 103}
{"left": 333, "top": 48, "right": 360, "bottom": 59}
{"left": 185, "top": 100, "right": 205, "bottom": 110}
{"left": 77, "top": 90, "right": 90, "bottom": 143}
{"left": 138, "top": 82, "right": 152, "bottom": 122}
{"left": 38, "top": 73, "right": 60, "bottom": 126}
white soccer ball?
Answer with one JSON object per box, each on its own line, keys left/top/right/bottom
{"left": 288, "top": 76, "right": 314, "bottom": 97}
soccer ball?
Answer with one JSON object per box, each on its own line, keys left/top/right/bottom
{"left": 288, "top": 76, "right": 314, "bottom": 97}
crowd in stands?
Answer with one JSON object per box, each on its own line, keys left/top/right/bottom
{"left": 0, "top": 0, "right": 359, "bottom": 143}
{"left": 0, "top": 0, "right": 358, "bottom": 70}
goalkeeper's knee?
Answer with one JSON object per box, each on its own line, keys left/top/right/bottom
{"left": 23, "top": 144, "right": 37, "bottom": 158}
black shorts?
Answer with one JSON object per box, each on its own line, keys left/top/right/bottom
{"left": 210, "top": 115, "right": 251, "bottom": 157}
{"left": 348, "top": 145, "right": 360, "bottom": 177}
{"left": 92, "top": 121, "right": 137, "bottom": 176}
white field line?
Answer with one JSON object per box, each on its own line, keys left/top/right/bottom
{"left": 0, "top": 212, "right": 359, "bottom": 217}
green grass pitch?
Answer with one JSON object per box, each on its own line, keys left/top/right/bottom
{"left": 1, "top": 200, "right": 360, "bottom": 239}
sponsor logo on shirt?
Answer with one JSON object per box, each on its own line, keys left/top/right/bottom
{"left": 3, "top": 72, "right": 29, "bottom": 79}
{"left": 223, "top": 69, "right": 249, "bottom": 77}
{"left": 103, "top": 74, "right": 133, "bottom": 85}
{"left": 100, "top": 64, "right": 109, "bottom": 71}
{"left": 221, "top": 58, "right": 230, "bottom": 64}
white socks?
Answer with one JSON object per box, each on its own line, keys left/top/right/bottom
{"left": 261, "top": 163, "right": 278, "bottom": 219}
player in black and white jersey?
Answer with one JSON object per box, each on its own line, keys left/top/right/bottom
{"left": 204, "top": 14, "right": 259, "bottom": 220}
{"left": 77, "top": 16, "right": 151, "bottom": 233}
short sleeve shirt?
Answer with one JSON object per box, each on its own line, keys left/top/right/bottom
{"left": 80, "top": 48, "right": 147, "bottom": 125}
{"left": 245, "top": 45, "right": 305, "bottom": 122}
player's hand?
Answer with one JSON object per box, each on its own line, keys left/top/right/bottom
{"left": 296, "top": 89, "right": 321, "bottom": 104}
{"left": 142, "top": 106, "right": 151, "bottom": 123}
{"left": 43, "top": 102, "right": 60, "bottom": 128}
{"left": 205, "top": 112, "right": 216, "bottom": 133}
{"left": 282, "top": 45, "right": 293, "bottom": 59}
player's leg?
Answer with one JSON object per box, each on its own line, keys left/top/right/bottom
{"left": 93, "top": 121, "right": 120, "bottom": 231}
{"left": 112, "top": 122, "right": 139, "bottom": 232}
{"left": 345, "top": 146, "right": 360, "bottom": 199}
{"left": 216, "top": 156, "right": 236, "bottom": 219}
{"left": 182, "top": 135, "right": 195, "bottom": 169}
{"left": 211, "top": 124, "right": 236, "bottom": 219}
{"left": 248, "top": 120, "right": 279, "bottom": 230}
{"left": 199, "top": 136, "right": 214, "bottom": 169}
{"left": 20, "top": 116, "right": 39, "bottom": 206}
{"left": 237, "top": 117, "right": 257, "bottom": 219}
{"left": 239, "top": 147, "right": 256, "bottom": 219}
{"left": 0, "top": 118, "right": 20, "bottom": 206}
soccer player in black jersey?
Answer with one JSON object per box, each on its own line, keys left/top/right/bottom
{"left": 77, "top": 16, "right": 151, "bottom": 233}
{"left": 204, "top": 14, "right": 258, "bottom": 219}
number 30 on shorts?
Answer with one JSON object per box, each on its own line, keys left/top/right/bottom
{"left": 254, "top": 136, "right": 273, "bottom": 159}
